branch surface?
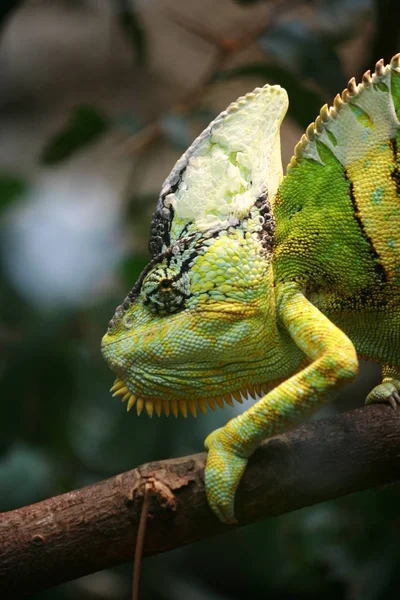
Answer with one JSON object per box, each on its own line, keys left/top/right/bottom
{"left": 1, "top": 404, "right": 400, "bottom": 596}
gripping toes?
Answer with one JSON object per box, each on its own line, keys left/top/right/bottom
{"left": 204, "top": 427, "right": 249, "bottom": 524}
{"left": 365, "top": 378, "right": 400, "bottom": 410}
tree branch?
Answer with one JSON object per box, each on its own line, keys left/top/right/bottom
{"left": 1, "top": 404, "right": 400, "bottom": 596}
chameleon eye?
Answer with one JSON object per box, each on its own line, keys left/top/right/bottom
{"left": 141, "top": 266, "right": 189, "bottom": 315}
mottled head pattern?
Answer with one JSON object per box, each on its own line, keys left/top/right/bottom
{"left": 102, "top": 85, "right": 288, "bottom": 417}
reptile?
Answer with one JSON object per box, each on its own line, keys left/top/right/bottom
{"left": 102, "top": 54, "right": 400, "bottom": 524}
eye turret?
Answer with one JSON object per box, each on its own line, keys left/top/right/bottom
{"left": 141, "top": 266, "right": 189, "bottom": 315}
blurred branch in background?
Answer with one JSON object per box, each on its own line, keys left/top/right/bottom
{"left": 115, "top": 0, "right": 146, "bottom": 65}
{"left": 1, "top": 404, "right": 399, "bottom": 596}
{"left": 115, "top": 5, "right": 273, "bottom": 158}
{"left": 35, "top": 0, "right": 378, "bottom": 194}
{"left": 117, "top": 0, "right": 311, "bottom": 159}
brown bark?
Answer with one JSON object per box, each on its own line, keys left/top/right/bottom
{"left": 1, "top": 404, "right": 400, "bottom": 596}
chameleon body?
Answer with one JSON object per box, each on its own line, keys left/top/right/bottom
{"left": 102, "top": 55, "right": 400, "bottom": 523}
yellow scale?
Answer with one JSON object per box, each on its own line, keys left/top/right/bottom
{"left": 347, "top": 143, "right": 400, "bottom": 281}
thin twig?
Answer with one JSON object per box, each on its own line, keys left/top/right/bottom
{"left": 132, "top": 483, "right": 152, "bottom": 600}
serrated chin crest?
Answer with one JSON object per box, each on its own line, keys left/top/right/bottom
{"left": 109, "top": 377, "right": 283, "bottom": 418}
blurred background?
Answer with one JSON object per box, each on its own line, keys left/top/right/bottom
{"left": 1, "top": 0, "right": 400, "bottom": 598}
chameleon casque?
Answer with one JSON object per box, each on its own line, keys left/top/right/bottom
{"left": 102, "top": 55, "right": 400, "bottom": 524}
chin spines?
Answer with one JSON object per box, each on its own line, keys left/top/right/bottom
{"left": 110, "top": 377, "right": 282, "bottom": 417}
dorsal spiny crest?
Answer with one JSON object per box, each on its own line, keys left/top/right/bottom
{"left": 288, "top": 53, "right": 400, "bottom": 171}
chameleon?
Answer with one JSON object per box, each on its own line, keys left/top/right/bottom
{"left": 102, "top": 54, "right": 400, "bottom": 524}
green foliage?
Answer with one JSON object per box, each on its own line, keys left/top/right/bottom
{"left": 0, "top": 174, "right": 27, "bottom": 213}
{"left": 0, "top": 443, "right": 54, "bottom": 511}
{"left": 40, "top": 105, "right": 110, "bottom": 165}
{"left": 120, "top": 255, "right": 149, "bottom": 287}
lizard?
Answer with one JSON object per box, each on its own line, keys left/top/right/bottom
{"left": 101, "top": 54, "right": 400, "bottom": 524}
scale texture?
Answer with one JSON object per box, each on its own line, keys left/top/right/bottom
{"left": 102, "top": 55, "right": 400, "bottom": 523}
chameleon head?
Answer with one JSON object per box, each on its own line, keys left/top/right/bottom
{"left": 101, "top": 84, "right": 289, "bottom": 417}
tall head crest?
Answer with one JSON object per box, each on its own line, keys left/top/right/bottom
{"left": 149, "top": 84, "right": 289, "bottom": 257}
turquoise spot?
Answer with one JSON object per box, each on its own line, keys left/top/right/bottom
{"left": 381, "top": 143, "right": 388, "bottom": 151}
{"left": 372, "top": 186, "right": 385, "bottom": 205}
{"left": 388, "top": 238, "right": 396, "bottom": 250}
{"left": 364, "top": 160, "right": 370, "bottom": 169}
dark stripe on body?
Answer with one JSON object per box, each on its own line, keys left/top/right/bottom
{"left": 345, "top": 172, "right": 388, "bottom": 283}
{"left": 389, "top": 137, "right": 400, "bottom": 197}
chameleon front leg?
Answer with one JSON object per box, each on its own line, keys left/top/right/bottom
{"left": 204, "top": 283, "right": 359, "bottom": 523}
{"left": 366, "top": 364, "right": 400, "bottom": 409}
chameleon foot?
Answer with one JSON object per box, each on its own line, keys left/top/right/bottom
{"left": 204, "top": 427, "right": 249, "bottom": 524}
{"left": 365, "top": 378, "right": 400, "bottom": 410}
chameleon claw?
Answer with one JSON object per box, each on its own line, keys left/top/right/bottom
{"left": 389, "top": 390, "right": 400, "bottom": 410}
{"left": 366, "top": 379, "right": 400, "bottom": 410}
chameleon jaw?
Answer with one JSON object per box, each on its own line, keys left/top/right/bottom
{"left": 110, "top": 377, "right": 277, "bottom": 418}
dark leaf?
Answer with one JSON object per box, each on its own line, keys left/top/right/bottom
{"left": 0, "top": 318, "right": 77, "bottom": 453}
{"left": 120, "top": 255, "right": 149, "bottom": 288}
{"left": 372, "top": 0, "right": 400, "bottom": 65}
{"left": 115, "top": 0, "right": 146, "bottom": 65}
{"left": 40, "top": 105, "right": 110, "bottom": 165}
{"left": 0, "top": 174, "right": 27, "bottom": 213}
{"left": 215, "top": 63, "right": 325, "bottom": 129}
{"left": 0, "top": 0, "right": 23, "bottom": 30}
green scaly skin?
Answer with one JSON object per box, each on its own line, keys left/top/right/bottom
{"left": 102, "top": 55, "right": 400, "bottom": 524}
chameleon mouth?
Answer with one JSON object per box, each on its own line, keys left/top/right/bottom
{"left": 110, "top": 376, "right": 278, "bottom": 417}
